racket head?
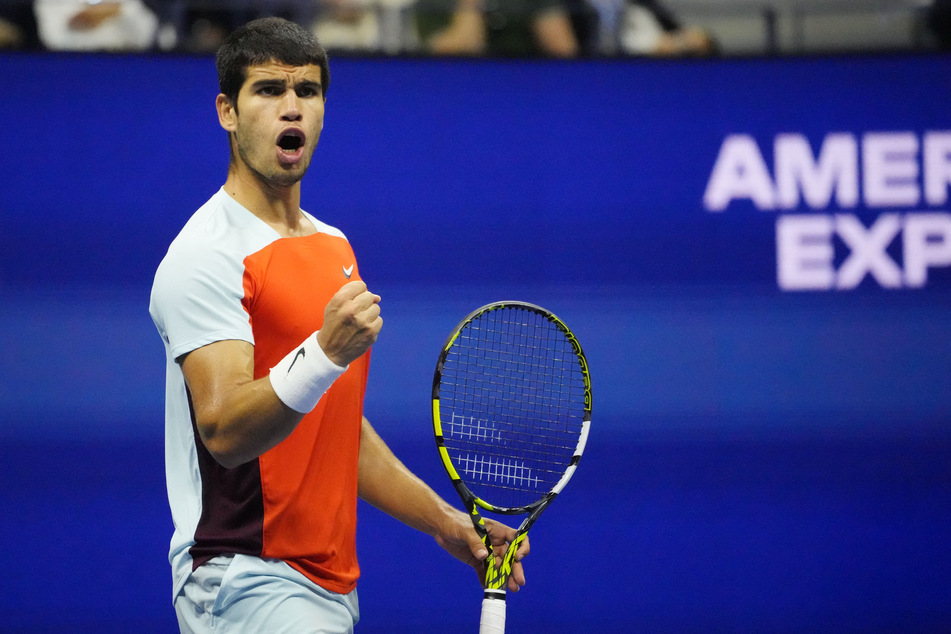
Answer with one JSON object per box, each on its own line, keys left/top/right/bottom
{"left": 432, "top": 301, "right": 592, "bottom": 516}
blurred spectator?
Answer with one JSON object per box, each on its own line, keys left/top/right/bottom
{"left": 618, "top": 0, "right": 716, "bottom": 57}
{"left": 927, "top": 0, "right": 951, "bottom": 49}
{"left": 312, "top": 0, "right": 414, "bottom": 53}
{"left": 142, "top": 1, "right": 315, "bottom": 53}
{"left": 34, "top": 0, "right": 159, "bottom": 50}
{"left": 174, "top": 5, "right": 235, "bottom": 52}
{"left": 313, "top": 0, "right": 380, "bottom": 50}
{"left": 415, "top": 0, "right": 581, "bottom": 58}
{"left": 0, "top": 1, "right": 40, "bottom": 48}
{"left": 563, "top": 0, "right": 600, "bottom": 56}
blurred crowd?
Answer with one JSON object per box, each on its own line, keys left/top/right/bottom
{"left": 0, "top": 0, "right": 718, "bottom": 57}
{"left": 1, "top": 0, "right": 948, "bottom": 56}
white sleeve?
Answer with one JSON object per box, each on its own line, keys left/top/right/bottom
{"left": 150, "top": 240, "right": 253, "bottom": 362}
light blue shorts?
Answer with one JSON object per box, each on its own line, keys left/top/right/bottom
{"left": 174, "top": 554, "right": 360, "bottom": 633}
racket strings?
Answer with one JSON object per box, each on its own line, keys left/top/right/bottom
{"left": 439, "top": 307, "right": 587, "bottom": 510}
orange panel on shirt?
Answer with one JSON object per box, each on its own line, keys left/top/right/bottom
{"left": 241, "top": 231, "right": 369, "bottom": 594}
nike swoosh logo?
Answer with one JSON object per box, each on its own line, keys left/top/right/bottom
{"left": 343, "top": 264, "right": 354, "bottom": 279}
{"left": 287, "top": 347, "right": 305, "bottom": 374}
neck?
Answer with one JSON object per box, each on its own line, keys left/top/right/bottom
{"left": 222, "top": 167, "right": 311, "bottom": 237}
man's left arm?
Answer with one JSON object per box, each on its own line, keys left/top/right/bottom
{"left": 357, "top": 416, "right": 529, "bottom": 592}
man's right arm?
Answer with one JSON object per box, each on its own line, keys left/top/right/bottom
{"left": 180, "top": 280, "right": 382, "bottom": 468}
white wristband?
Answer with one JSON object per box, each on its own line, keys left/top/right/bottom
{"left": 269, "top": 331, "right": 347, "bottom": 414}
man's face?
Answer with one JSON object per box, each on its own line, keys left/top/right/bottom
{"left": 224, "top": 61, "right": 325, "bottom": 188}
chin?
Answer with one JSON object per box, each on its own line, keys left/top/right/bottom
{"left": 270, "top": 163, "right": 309, "bottom": 187}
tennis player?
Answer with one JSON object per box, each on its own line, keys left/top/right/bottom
{"left": 149, "top": 17, "right": 527, "bottom": 632}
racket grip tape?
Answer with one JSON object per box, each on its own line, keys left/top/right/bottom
{"left": 479, "top": 589, "right": 506, "bottom": 634}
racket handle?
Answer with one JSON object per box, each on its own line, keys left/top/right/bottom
{"left": 479, "top": 589, "right": 506, "bottom": 634}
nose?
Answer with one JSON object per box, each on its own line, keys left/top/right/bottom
{"left": 280, "top": 91, "right": 302, "bottom": 122}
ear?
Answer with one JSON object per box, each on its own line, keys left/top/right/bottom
{"left": 216, "top": 94, "right": 237, "bottom": 132}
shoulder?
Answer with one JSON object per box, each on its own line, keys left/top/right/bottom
{"left": 157, "top": 190, "right": 283, "bottom": 277}
{"left": 150, "top": 190, "right": 274, "bottom": 322}
{"left": 171, "top": 190, "right": 269, "bottom": 252}
{"left": 302, "top": 210, "right": 348, "bottom": 242}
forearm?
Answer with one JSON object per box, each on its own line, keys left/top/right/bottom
{"left": 357, "top": 417, "right": 458, "bottom": 536}
{"left": 197, "top": 377, "right": 305, "bottom": 468}
{"left": 358, "top": 418, "right": 531, "bottom": 587}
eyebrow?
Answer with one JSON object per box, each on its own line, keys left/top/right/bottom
{"left": 250, "top": 78, "right": 322, "bottom": 93}
{"left": 296, "top": 80, "right": 322, "bottom": 93}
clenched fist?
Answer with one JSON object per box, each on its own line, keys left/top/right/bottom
{"left": 317, "top": 281, "right": 382, "bottom": 366}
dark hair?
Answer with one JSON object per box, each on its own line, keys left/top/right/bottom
{"left": 216, "top": 17, "right": 330, "bottom": 106}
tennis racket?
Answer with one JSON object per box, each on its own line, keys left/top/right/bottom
{"left": 431, "top": 301, "right": 592, "bottom": 633}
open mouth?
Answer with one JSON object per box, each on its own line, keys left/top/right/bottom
{"left": 277, "top": 129, "right": 305, "bottom": 152}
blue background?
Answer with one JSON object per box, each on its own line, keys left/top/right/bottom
{"left": 1, "top": 52, "right": 949, "bottom": 632}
